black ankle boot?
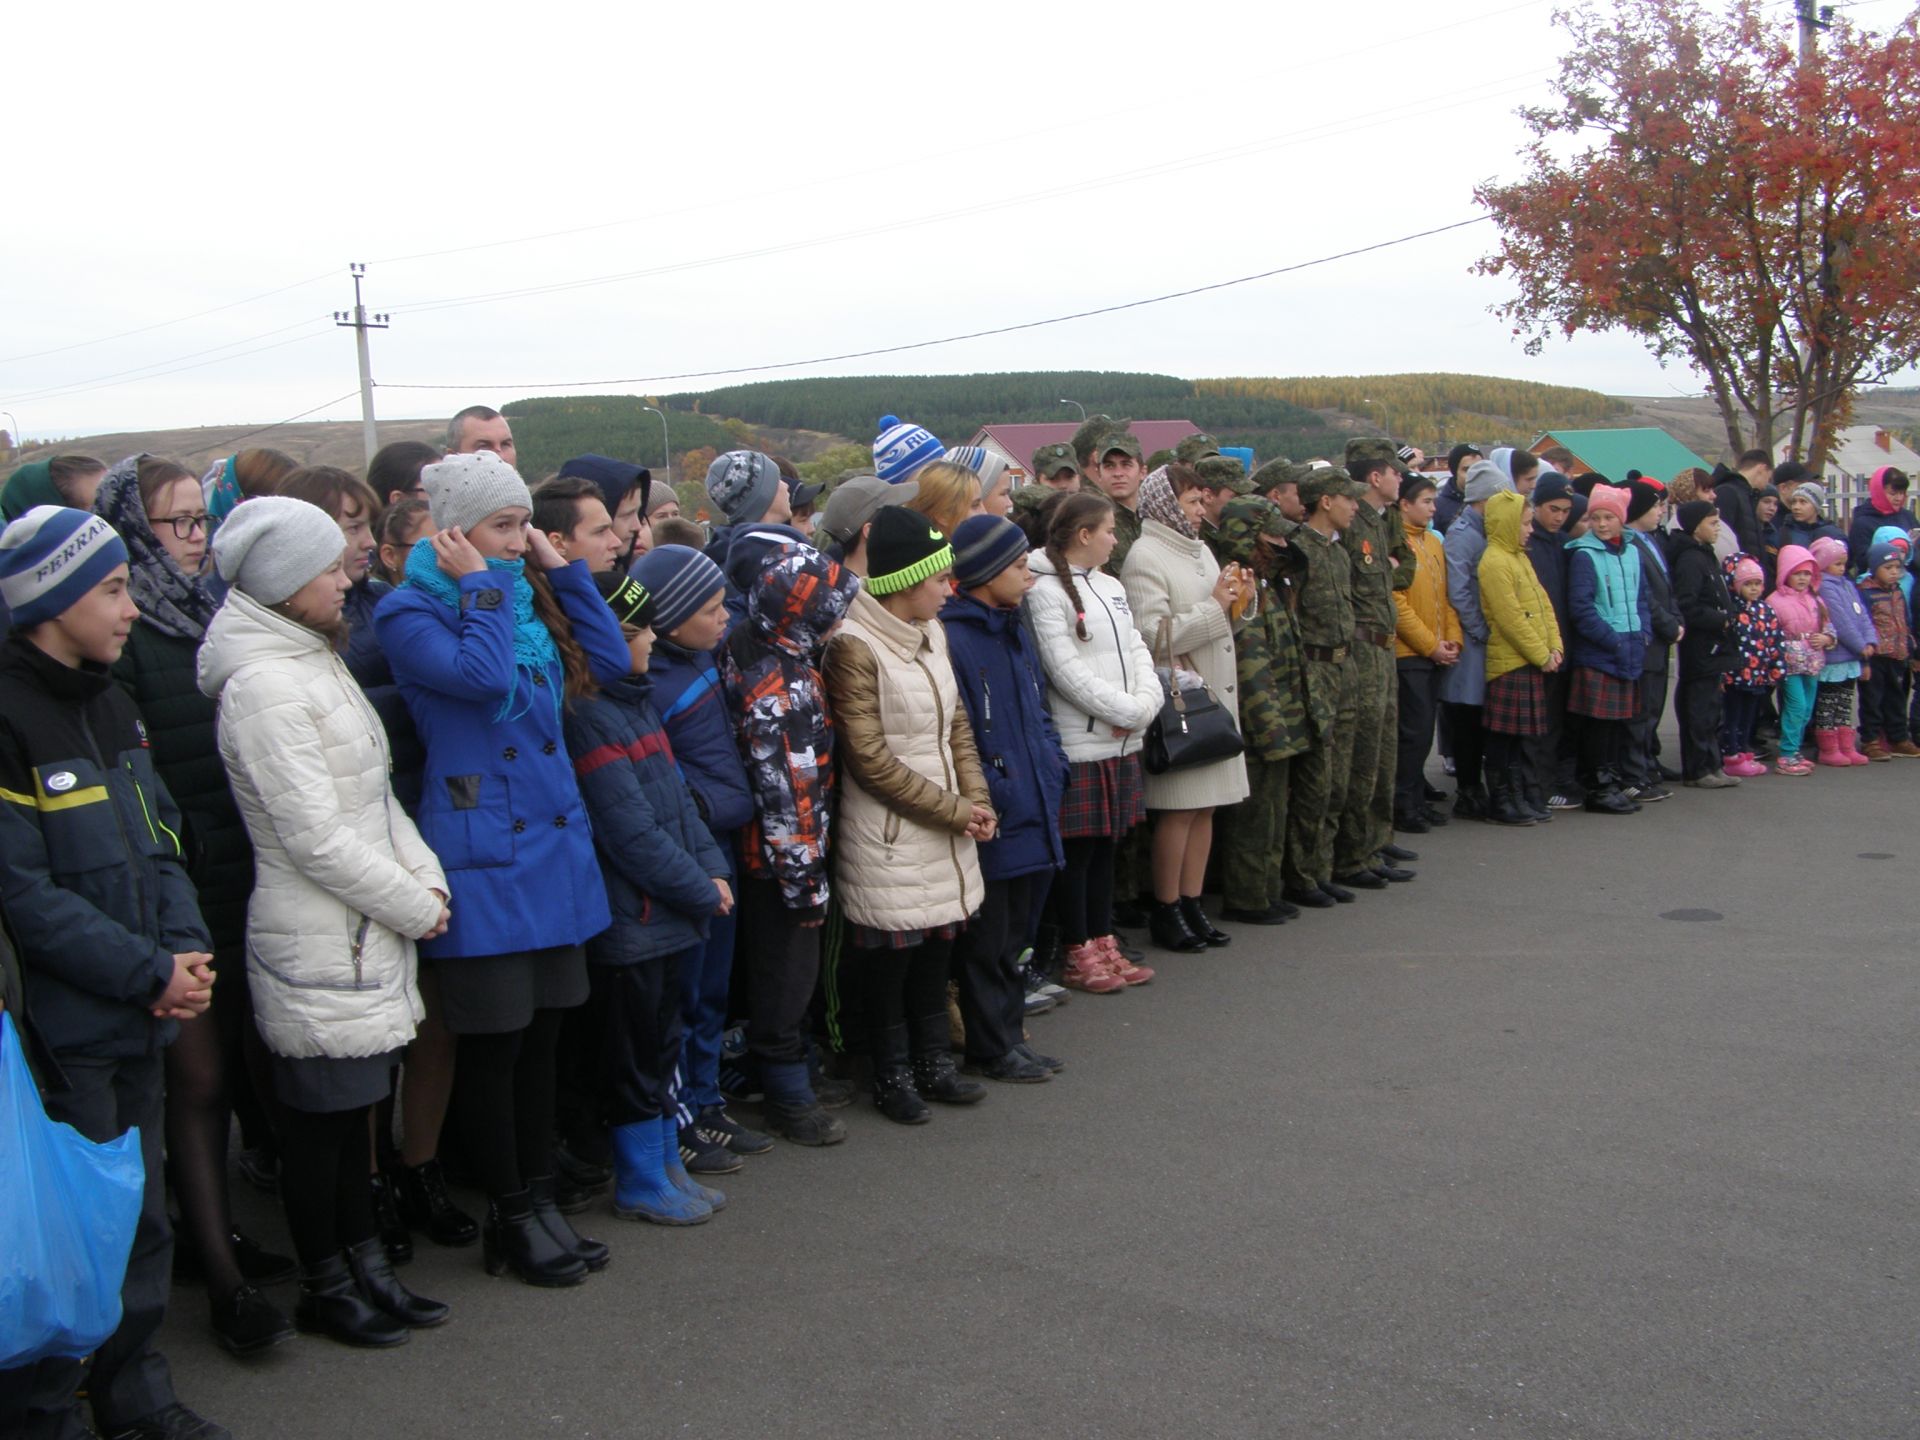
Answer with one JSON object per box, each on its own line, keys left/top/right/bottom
{"left": 1484, "top": 774, "right": 1537, "bottom": 826}
{"left": 1179, "top": 897, "right": 1231, "bottom": 947}
{"left": 393, "top": 1158, "right": 479, "bottom": 1248}
{"left": 368, "top": 1173, "right": 413, "bottom": 1266}
{"left": 482, "top": 1191, "right": 588, "bottom": 1287}
{"left": 872, "top": 1066, "right": 930, "bottom": 1124}
{"left": 344, "top": 1237, "right": 449, "bottom": 1328}
{"left": 527, "top": 1175, "right": 609, "bottom": 1272}
{"left": 1148, "top": 900, "right": 1208, "bottom": 953}
{"left": 909, "top": 1050, "right": 986, "bottom": 1105}
{"left": 294, "top": 1254, "right": 409, "bottom": 1347}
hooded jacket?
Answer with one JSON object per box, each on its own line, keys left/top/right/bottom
{"left": 939, "top": 590, "right": 1069, "bottom": 881}
{"left": 1812, "top": 545, "right": 1875, "bottom": 673}
{"left": 564, "top": 671, "right": 730, "bottom": 964}
{"left": 1766, "top": 547, "right": 1827, "bottom": 644}
{"left": 721, "top": 543, "right": 861, "bottom": 915}
{"left": 0, "top": 633, "right": 210, "bottom": 1064}
{"left": 1479, "top": 490, "right": 1562, "bottom": 681}
{"left": 716, "top": 522, "right": 810, "bottom": 631}
{"left": 1848, "top": 467, "right": 1917, "bottom": 574}
{"left": 1394, "top": 513, "right": 1461, "bottom": 662}
{"left": 1024, "top": 547, "right": 1162, "bottom": 764}
{"left": 199, "top": 588, "right": 445, "bottom": 1060}
{"left": 647, "top": 635, "right": 754, "bottom": 843}
{"left": 1566, "top": 531, "right": 1652, "bottom": 679}
{"left": 824, "top": 588, "right": 991, "bottom": 932}
{"left": 1439, "top": 505, "right": 1491, "bottom": 705}
{"left": 1858, "top": 572, "right": 1912, "bottom": 661}
{"left": 374, "top": 558, "right": 630, "bottom": 960}
{"left": 1670, "top": 532, "right": 1739, "bottom": 676}
{"left": 1728, "top": 568, "right": 1787, "bottom": 691}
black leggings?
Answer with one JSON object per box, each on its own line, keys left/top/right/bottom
{"left": 277, "top": 1103, "right": 377, "bottom": 1268}
{"left": 1054, "top": 835, "right": 1116, "bottom": 946}
{"left": 164, "top": 972, "right": 245, "bottom": 1297}
{"left": 450, "top": 1008, "right": 566, "bottom": 1200}
{"left": 1441, "top": 702, "right": 1486, "bottom": 791}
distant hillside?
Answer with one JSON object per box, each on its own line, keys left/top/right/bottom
{"left": 8, "top": 418, "right": 447, "bottom": 477}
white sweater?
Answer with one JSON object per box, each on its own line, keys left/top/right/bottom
{"left": 1024, "top": 549, "right": 1163, "bottom": 764}
{"left": 198, "top": 590, "right": 446, "bottom": 1061}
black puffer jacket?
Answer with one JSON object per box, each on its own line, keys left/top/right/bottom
{"left": 0, "top": 634, "right": 210, "bottom": 1064}
{"left": 1669, "top": 532, "right": 1739, "bottom": 676}
{"left": 113, "top": 622, "right": 253, "bottom": 956}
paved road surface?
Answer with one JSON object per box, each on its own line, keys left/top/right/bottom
{"left": 160, "top": 761, "right": 1919, "bottom": 1439}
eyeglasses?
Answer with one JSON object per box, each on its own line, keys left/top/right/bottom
{"left": 154, "top": 513, "right": 211, "bottom": 539}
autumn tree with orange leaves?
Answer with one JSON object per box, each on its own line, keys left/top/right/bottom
{"left": 1474, "top": 0, "right": 1920, "bottom": 467}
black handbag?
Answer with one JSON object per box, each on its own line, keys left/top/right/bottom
{"left": 1142, "top": 617, "right": 1245, "bottom": 776}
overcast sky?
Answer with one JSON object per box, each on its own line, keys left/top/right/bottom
{"left": 2, "top": 0, "right": 1883, "bottom": 442}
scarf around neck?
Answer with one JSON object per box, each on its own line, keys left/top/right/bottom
{"left": 1138, "top": 467, "right": 1195, "bottom": 539}
{"left": 403, "top": 536, "right": 561, "bottom": 718}
{"left": 94, "top": 456, "right": 221, "bottom": 641}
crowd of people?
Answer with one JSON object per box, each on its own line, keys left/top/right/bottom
{"left": 0, "top": 405, "right": 1910, "bottom": 1440}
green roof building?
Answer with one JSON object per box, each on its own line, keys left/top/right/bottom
{"left": 1530, "top": 427, "right": 1711, "bottom": 484}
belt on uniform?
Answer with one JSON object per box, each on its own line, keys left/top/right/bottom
{"left": 1353, "top": 624, "right": 1393, "bottom": 649}
{"left": 1303, "top": 643, "right": 1351, "bottom": 663}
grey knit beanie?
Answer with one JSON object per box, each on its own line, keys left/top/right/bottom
{"left": 705, "top": 450, "right": 782, "bottom": 526}
{"left": 211, "top": 497, "right": 347, "bottom": 604}
{"left": 1463, "top": 460, "right": 1516, "bottom": 505}
{"left": 422, "top": 452, "right": 534, "bottom": 535}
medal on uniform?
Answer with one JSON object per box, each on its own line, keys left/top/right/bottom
{"left": 1362, "top": 539, "right": 1375, "bottom": 565}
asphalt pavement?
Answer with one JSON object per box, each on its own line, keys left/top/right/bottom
{"left": 158, "top": 752, "right": 1920, "bottom": 1440}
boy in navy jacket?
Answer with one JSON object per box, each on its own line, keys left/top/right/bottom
{"left": 940, "top": 517, "right": 1070, "bottom": 1082}
{"left": 0, "top": 508, "right": 227, "bottom": 1440}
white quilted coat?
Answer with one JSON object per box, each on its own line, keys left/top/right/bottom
{"left": 829, "top": 590, "right": 984, "bottom": 933}
{"left": 198, "top": 589, "right": 446, "bottom": 1061}
{"left": 1024, "top": 548, "right": 1163, "bottom": 763}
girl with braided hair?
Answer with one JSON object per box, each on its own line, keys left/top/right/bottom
{"left": 1024, "top": 494, "right": 1162, "bottom": 993}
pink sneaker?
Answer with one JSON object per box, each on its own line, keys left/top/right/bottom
{"left": 1725, "top": 753, "right": 1768, "bottom": 778}
{"left": 1094, "top": 936, "right": 1154, "bottom": 986}
{"left": 1775, "top": 754, "right": 1814, "bottom": 776}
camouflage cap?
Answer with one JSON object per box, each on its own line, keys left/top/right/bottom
{"left": 1174, "top": 432, "right": 1222, "bottom": 465}
{"left": 1344, "top": 436, "right": 1408, "bottom": 479}
{"left": 1071, "top": 413, "right": 1127, "bottom": 464}
{"left": 1030, "top": 441, "right": 1080, "bottom": 479}
{"left": 1010, "top": 482, "right": 1060, "bottom": 515}
{"left": 1098, "top": 429, "right": 1144, "bottom": 462}
{"left": 1296, "top": 464, "right": 1367, "bottom": 506}
{"left": 1209, "top": 496, "right": 1289, "bottom": 566}
{"left": 1195, "top": 453, "right": 1254, "bottom": 496}
{"left": 1250, "top": 457, "right": 1307, "bottom": 493}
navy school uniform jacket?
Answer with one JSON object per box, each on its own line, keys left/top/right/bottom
{"left": 344, "top": 574, "right": 428, "bottom": 812}
{"left": 0, "top": 633, "right": 211, "bottom": 1063}
{"left": 564, "top": 673, "right": 730, "bottom": 964}
{"left": 647, "top": 637, "right": 753, "bottom": 852}
{"left": 938, "top": 591, "right": 1069, "bottom": 882}
{"left": 374, "top": 560, "right": 630, "bottom": 961}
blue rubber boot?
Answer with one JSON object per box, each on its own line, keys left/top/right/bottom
{"left": 610, "top": 1121, "right": 711, "bottom": 1226}
{"left": 660, "top": 1114, "right": 727, "bottom": 1213}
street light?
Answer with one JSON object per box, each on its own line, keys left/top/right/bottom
{"left": 0, "top": 411, "right": 19, "bottom": 457}
{"left": 1059, "top": 399, "right": 1086, "bottom": 422}
{"left": 641, "top": 405, "right": 670, "bottom": 482}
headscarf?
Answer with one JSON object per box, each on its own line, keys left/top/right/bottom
{"left": 1868, "top": 465, "right": 1907, "bottom": 516}
{"left": 93, "top": 455, "right": 221, "bottom": 641}
{"left": 1137, "top": 466, "right": 1195, "bottom": 539}
{"left": 2, "top": 462, "right": 63, "bottom": 522}
{"left": 201, "top": 455, "right": 245, "bottom": 525}
{"left": 1490, "top": 447, "right": 1517, "bottom": 483}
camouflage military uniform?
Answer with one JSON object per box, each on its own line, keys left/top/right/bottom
{"left": 1030, "top": 441, "right": 1081, "bottom": 488}
{"left": 1107, "top": 501, "right": 1143, "bottom": 577}
{"left": 1334, "top": 441, "right": 1415, "bottom": 875}
{"left": 1208, "top": 498, "right": 1313, "bottom": 913}
{"left": 1281, "top": 483, "right": 1362, "bottom": 894}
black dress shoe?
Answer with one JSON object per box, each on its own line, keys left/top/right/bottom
{"left": 1422, "top": 805, "right": 1451, "bottom": 827}
{"left": 209, "top": 1283, "right": 294, "bottom": 1356}
{"left": 1179, "top": 897, "right": 1231, "bottom": 947}
{"left": 229, "top": 1228, "right": 298, "bottom": 1285}
{"left": 1373, "top": 865, "right": 1416, "bottom": 883}
{"left": 1282, "top": 885, "right": 1336, "bottom": 909}
{"left": 1393, "top": 811, "right": 1430, "bottom": 834}
{"left": 1584, "top": 787, "right": 1639, "bottom": 815}
{"left": 482, "top": 1192, "right": 588, "bottom": 1287}
{"left": 1221, "top": 905, "right": 1287, "bottom": 925}
{"left": 293, "top": 1255, "right": 410, "bottom": 1347}
{"left": 393, "top": 1158, "right": 479, "bottom": 1248}
{"left": 1379, "top": 843, "right": 1419, "bottom": 862}
{"left": 344, "top": 1237, "right": 450, "bottom": 1328}
{"left": 1422, "top": 780, "right": 1449, "bottom": 802}
{"left": 528, "top": 1175, "right": 609, "bottom": 1272}
{"left": 1274, "top": 898, "right": 1301, "bottom": 919}
{"left": 1658, "top": 762, "right": 1684, "bottom": 782}
{"left": 1333, "top": 870, "right": 1388, "bottom": 890}
{"left": 1321, "top": 882, "right": 1356, "bottom": 904}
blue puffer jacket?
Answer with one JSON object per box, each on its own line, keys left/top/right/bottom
{"left": 374, "top": 561, "right": 630, "bottom": 960}
{"left": 1567, "top": 533, "right": 1651, "bottom": 680}
{"left": 939, "top": 591, "right": 1069, "bottom": 882}
{"left": 647, "top": 637, "right": 753, "bottom": 846}
{"left": 564, "top": 673, "right": 729, "bottom": 964}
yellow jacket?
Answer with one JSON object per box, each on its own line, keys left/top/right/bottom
{"left": 1479, "top": 490, "right": 1562, "bottom": 680}
{"left": 1394, "top": 517, "right": 1462, "bottom": 660}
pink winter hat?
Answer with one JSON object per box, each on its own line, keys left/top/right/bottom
{"left": 1810, "top": 536, "right": 1848, "bottom": 571}
{"left": 1585, "top": 483, "right": 1630, "bottom": 523}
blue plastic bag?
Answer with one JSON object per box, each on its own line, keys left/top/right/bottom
{"left": 0, "top": 1011, "right": 145, "bottom": 1367}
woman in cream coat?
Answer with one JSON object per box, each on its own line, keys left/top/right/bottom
{"left": 1121, "top": 466, "right": 1248, "bottom": 953}
{"left": 199, "top": 497, "right": 451, "bottom": 1349}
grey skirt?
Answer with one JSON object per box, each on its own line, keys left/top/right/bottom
{"left": 273, "top": 1049, "right": 399, "bottom": 1114}
{"left": 428, "top": 944, "right": 589, "bottom": 1035}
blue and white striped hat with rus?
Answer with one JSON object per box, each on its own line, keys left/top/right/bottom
{"left": 872, "top": 415, "right": 944, "bottom": 484}
{"left": 0, "top": 506, "right": 130, "bottom": 628}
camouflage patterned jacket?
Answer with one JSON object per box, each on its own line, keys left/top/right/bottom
{"left": 1206, "top": 499, "right": 1314, "bottom": 761}
{"left": 1340, "top": 499, "right": 1413, "bottom": 636}
{"left": 1105, "top": 502, "right": 1143, "bottom": 578}
{"left": 1282, "top": 520, "right": 1354, "bottom": 740}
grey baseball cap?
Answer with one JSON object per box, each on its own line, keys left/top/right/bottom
{"left": 818, "top": 473, "right": 920, "bottom": 547}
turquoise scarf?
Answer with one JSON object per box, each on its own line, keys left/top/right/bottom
{"left": 403, "top": 537, "right": 561, "bottom": 719}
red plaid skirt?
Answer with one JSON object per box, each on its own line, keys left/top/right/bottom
{"left": 1483, "top": 667, "right": 1548, "bottom": 736}
{"left": 1059, "top": 753, "right": 1147, "bottom": 839}
{"left": 1569, "top": 666, "right": 1638, "bottom": 721}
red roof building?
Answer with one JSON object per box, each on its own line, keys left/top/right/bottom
{"left": 970, "top": 420, "right": 1203, "bottom": 480}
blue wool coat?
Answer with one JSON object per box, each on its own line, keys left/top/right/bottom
{"left": 648, "top": 637, "right": 753, "bottom": 845}
{"left": 939, "top": 591, "right": 1069, "bottom": 882}
{"left": 563, "top": 674, "right": 730, "bottom": 964}
{"left": 1567, "top": 533, "right": 1652, "bottom": 680}
{"left": 374, "top": 560, "right": 630, "bottom": 960}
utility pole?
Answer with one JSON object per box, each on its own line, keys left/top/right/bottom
{"left": 1790, "top": 0, "right": 1835, "bottom": 464}
{"left": 1794, "top": 0, "right": 1830, "bottom": 69}
{"left": 334, "top": 264, "right": 389, "bottom": 467}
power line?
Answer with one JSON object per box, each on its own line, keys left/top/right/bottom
{"left": 3, "top": 328, "right": 335, "bottom": 407}
{"left": 192, "top": 390, "right": 366, "bottom": 452}
{"left": 376, "top": 216, "right": 1494, "bottom": 393}
{"left": 0, "top": 270, "right": 337, "bottom": 369}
